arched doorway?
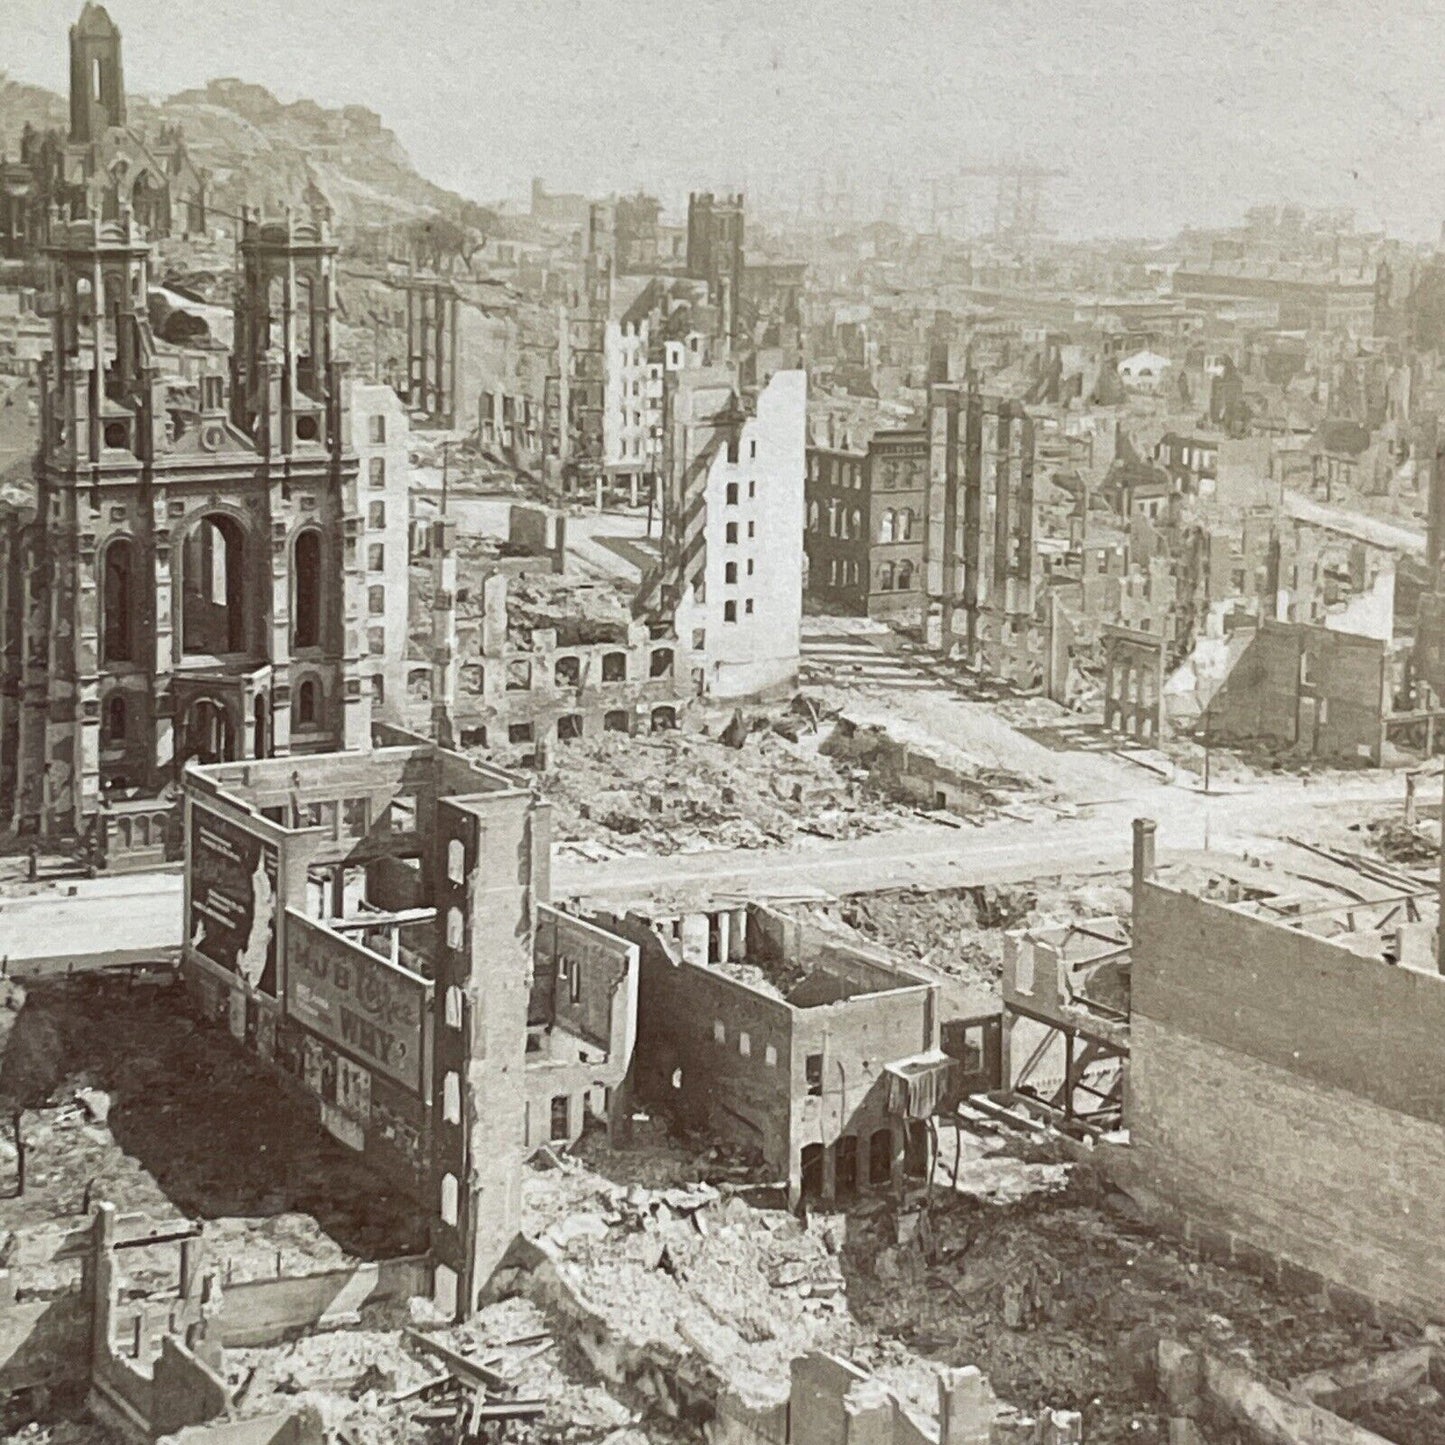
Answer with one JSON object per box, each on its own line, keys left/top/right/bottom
{"left": 181, "top": 514, "right": 246, "bottom": 656}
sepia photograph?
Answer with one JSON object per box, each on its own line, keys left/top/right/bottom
{"left": 0, "top": 2, "right": 1442, "bottom": 1441}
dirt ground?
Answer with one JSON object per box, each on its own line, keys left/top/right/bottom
{"left": 0, "top": 976, "right": 425, "bottom": 1295}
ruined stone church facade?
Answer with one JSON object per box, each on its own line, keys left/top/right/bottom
{"left": 1, "top": 4, "right": 207, "bottom": 264}
{"left": 0, "top": 210, "right": 368, "bottom": 837}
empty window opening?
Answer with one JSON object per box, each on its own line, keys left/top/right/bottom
{"left": 182, "top": 513, "right": 246, "bottom": 655}
{"left": 103, "top": 692, "right": 127, "bottom": 746}
{"left": 603, "top": 709, "right": 629, "bottom": 733}
{"left": 602, "top": 651, "right": 627, "bottom": 682}
{"left": 649, "top": 647, "right": 674, "bottom": 678}
{"left": 447, "top": 838, "right": 465, "bottom": 883}
{"left": 102, "top": 538, "right": 137, "bottom": 663}
{"left": 295, "top": 678, "right": 319, "bottom": 729}
{"left": 800, "top": 1143, "right": 824, "bottom": 1199}
{"left": 508, "top": 722, "right": 534, "bottom": 745}
{"left": 650, "top": 706, "right": 676, "bottom": 732}
{"left": 443, "top": 1071, "right": 461, "bottom": 1124}
{"left": 557, "top": 713, "right": 583, "bottom": 742}
{"left": 440, "top": 1172, "right": 459, "bottom": 1226}
{"left": 869, "top": 1128, "right": 893, "bottom": 1185}
{"left": 555, "top": 655, "right": 581, "bottom": 687}
{"left": 507, "top": 660, "right": 532, "bottom": 691}
{"left": 805, "top": 1053, "right": 823, "bottom": 1096}
{"left": 550, "top": 1095, "right": 570, "bottom": 1142}
{"left": 290, "top": 528, "right": 322, "bottom": 647}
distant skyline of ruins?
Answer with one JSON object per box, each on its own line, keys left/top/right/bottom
{"left": 6, "top": 0, "right": 1443, "bottom": 241}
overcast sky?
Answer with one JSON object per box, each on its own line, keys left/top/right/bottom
{"left": 7, "top": 0, "right": 1445, "bottom": 240}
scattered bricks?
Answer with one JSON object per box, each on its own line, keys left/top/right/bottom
{"left": 988, "top": 1413, "right": 1037, "bottom": 1445}
{"left": 1192, "top": 1225, "right": 1232, "bottom": 1267}
{"left": 1325, "top": 1280, "right": 1375, "bottom": 1322}
{"left": 1228, "top": 1238, "right": 1276, "bottom": 1287}
{"left": 938, "top": 1365, "right": 993, "bottom": 1445}
{"left": 1168, "top": 1418, "right": 1208, "bottom": 1445}
{"left": 843, "top": 1377, "right": 895, "bottom": 1445}
{"left": 1036, "top": 1409, "right": 1081, "bottom": 1445}
{"left": 1277, "top": 1258, "right": 1324, "bottom": 1300}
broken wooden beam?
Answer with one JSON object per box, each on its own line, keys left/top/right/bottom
{"left": 404, "top": 1328, "right": 508, "bottom": 1392}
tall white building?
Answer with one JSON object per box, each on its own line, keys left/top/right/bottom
{"left": 665, "top": 369, "right": 806, "bottom": 700}
{"left": 349, "top": 382, "right": 411, "bottom": 720}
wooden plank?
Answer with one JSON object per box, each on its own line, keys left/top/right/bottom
{"left": 404, "top": 1329, "right": 508, "bottom": 1391}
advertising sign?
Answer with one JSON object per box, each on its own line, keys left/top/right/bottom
{"left": 190, "top": 805, "right": 279, "bottom": 995}
{"left": 287, "top": 917, "right": 428, "bottom": 1094}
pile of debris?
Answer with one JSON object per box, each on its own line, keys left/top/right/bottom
{"left": 517, "top": 1139, "right": 876, "bottom": 1409}
{"left": 796, "top": 874, "right": 1134, "bottom": 1016}
{"left": 227, "top": 1295, "right": 649, "bottom": 1445}
{"left": 843, "top": 1158, "right": 1416, "bottom": 1443}
{"left": 546, "top": 715, "right": 912, "bottom": 858}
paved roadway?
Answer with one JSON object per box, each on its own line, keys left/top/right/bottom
{"left": 0, "top": 766, "right": 1407, "bottom": 971}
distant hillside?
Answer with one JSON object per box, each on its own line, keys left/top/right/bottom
{"left": 0, "top": 71, "right": 491, "bottom": 237}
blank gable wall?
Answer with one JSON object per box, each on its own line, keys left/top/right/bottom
{"left": 1130, "top": 882, "right": 1445, "bottom": 1320}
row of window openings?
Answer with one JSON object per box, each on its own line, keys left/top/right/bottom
{"left": 708, "top": 1018, "right": 827, "bottom": 1094}
{"left": 724, "top": 521, "right": 755, "bottom": 544}
{"left": 710, "top": 1018, "right": 780, "bottom": 1069}
{"left": 806, "top": 504, "right": 915, "bottom": 543}
{"left": 722, "top": 599, "right": 754, "bottom": 622}
{"left": 101, "top": 522, "right": 342, "bottom": 662}
{"left": 817, "top": 559, "right": 916, "bottom": 592}
{"left": 438, "top": 649, "right": 676, "bottom": 693}
{"left": 101, "top": 677, "right": 330, "bottom": 748}
{"left": 438, "top": 1090, "right": 582, "bottom": 1227}
{"left": 724, "top": 481, "right": 757, "bottom": 505}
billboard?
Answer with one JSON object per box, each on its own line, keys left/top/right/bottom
{"left": 190, "top": 805, "right": 280, "bottom": 995}
{"left": 286, "top": 914, "right": 429, "bottom": 1095}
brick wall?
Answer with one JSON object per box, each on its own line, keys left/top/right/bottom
{"left": 1130, "top": 883, "right": 1445, "bottom": 1319}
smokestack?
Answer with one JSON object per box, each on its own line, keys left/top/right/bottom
{"left": 1132, "top": 817, "right": 1157, "bottom": 899}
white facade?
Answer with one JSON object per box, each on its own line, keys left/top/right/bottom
{"left": 1118, "top": 349, "right": 1173, "bottom": 393}
{"left": 676, "top": 370, "right": 806, "bottom": 700}
{"left": 602, "top": 319, "right": 655, "bottom": 484}
{"left": 349, "top": 382, "right": 411, "bottom": 721}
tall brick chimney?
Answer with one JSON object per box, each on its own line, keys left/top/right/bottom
{"left": 1132, "top": 817, "right": 1157, "bottom": 900}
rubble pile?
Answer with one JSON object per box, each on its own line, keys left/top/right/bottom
{"left": 546, "top": 719, "right": 914, "bottom": 857}
{"left": 519, "top": 1143, "right": 873, "bottom": 1408}
{"left": 0, "top": 979, "right": 424, "bottom": 1291}
{"left": 227, "top": 1296, "right": 651, "bottom": 1445}
{"left": 798, "top": 874, "right": 1134, "bottom": 1015}
{"left": 843, "top": 1162, "right": 1409, "bottom": 1445}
